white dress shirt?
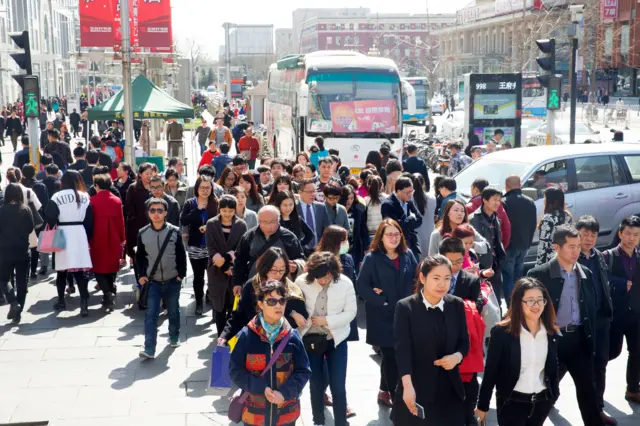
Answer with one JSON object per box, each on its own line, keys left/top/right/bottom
{"left": 514, "top": 324, "right": 548, "bottom": 394}
{"left": 421, "top": 292, "right": 445, "bottom": 311}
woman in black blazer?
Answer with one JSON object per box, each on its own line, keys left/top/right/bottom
{"left": 393, "top": 255, "right": 469, "bottom": 426}
{"left": 476, "top": 277, "right": 560, "bottom": 426}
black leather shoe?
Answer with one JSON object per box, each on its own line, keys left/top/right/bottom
{"left": 7, "top": 302, "right": 21, "bottom": 320}
{"left": 53, "top": 299, "right": 66, "bottom": 310}
{"left": 80, "top": 298, "right": 89, "bottom": 317}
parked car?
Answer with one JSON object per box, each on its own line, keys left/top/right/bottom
{"left": 431, "top": 97, "right": 445, "bottom": 115}
{"left": 526, "top": 120, "right": 601, "bottom": 144}
{"left": 454, "top": 143, "right": 640, "bottom": 265}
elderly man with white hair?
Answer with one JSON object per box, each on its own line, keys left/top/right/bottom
{"left": 231, "top": 205, "right": 304, "bottom": 292}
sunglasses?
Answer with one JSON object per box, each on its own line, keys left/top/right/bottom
{"left": 264, "top": 297, "right": 286, "bottom": 307}
{"left": 149, "top": 208, "right": 165, "bottom": 214}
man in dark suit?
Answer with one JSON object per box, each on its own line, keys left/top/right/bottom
{"left": 297, "top": 178, "right": 329, "bottom": 255}
{"left": 12, "top": 136, "right": 30, "bottom": 170}
{"left": 381, "top": 176, "right": 423, "bottom": 257}
{"left": 81, "top": 149, "right": 100, "bottom": 187}
{"left": 439, "top": 237, "right": 483, "bottom": 312}
{"left": 69, "top": 108, "right": 81, "bottom": 138}
{"left": 527, "top": 225, "right": 604, "bottom": 426}
{"left": 603, "top": 216, "right": 640, "bottom": 409}
{"left": 402, "top": 143, "right": 430, "bottom": 189}
{"left": 576, "top": 216, "right": 616, "bottom": 425}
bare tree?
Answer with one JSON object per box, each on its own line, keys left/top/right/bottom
{"left": 180, "top": 38, "right": 203, "bottom": 87}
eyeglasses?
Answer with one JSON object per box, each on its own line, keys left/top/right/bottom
{"left": 269, "top": 268, "right": 287, "bottom": 275}
{"left": 450, "top": 259, "right": 465, "bottom": 266}
{"left": 150, "top": 185, "right": 163, "bottom": 191}
{"left": 260, "top": 220, "right": 279, "bottom": 226}
{"left": 401, "top": 189, "right": 415, "bottom": 196}
{"left": 522, "top": 299, "right": 547, "bottom": 307}
{"left": 384, "top": 232, "right": 402, "bottom": 239}
{"left": 149, "top": 208, "right": 165, "bottom": 214}
{"left": 327, "top": 196, "right": 340, "bottom": 202}
{"left": 264, "top": 297, "right": 287, "bottom": 307}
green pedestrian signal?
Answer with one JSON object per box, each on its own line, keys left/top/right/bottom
{"left": 548, "top": 90, "right": 559, "bottom": 109}
{"left": 547, "top": 76, "right": 561, "bottom": 111}
{"left": 23, "top": 76, "right": 40, "bottom": 119}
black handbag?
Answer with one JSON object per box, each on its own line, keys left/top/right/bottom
{"left": 303, "top": 333, "right": 329, "bottom": 355}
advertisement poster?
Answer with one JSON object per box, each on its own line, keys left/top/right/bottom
{"left": 113, "top": 0, "right": 138, "bottom": 52}
{"left": 79, "top": 0, "right": 115, "bottom": 47}
{"left": 330, "top": 100, "right": 397, "bottom": 133}
{"left": 473, "top": 93, "right": 517, "bottom": 119}
{"left": 474, "top": 127, "right": 515, "bottom": 145}
{"left": 138, "top": 0, "right": 173, "bottom": 48}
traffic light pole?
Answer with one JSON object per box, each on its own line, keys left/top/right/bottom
{"left": 120, "top": 0, "right": 135, "bottom": 166}
{"left": 569, "top": 37, "right": 578, "bottom": 144}
{"left": 28, "top": 117, "right": 40, "bottom": 169}
{"left": 547, "top": 108, "right": 555, "bottom": 146}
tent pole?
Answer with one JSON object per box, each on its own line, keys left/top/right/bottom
{"left": 121, "top": 0, "right": 136, "bottom": 166}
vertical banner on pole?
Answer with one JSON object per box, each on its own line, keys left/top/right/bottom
{"left": 138, "top": 0, "right": 173, "bottom": 49}
{"left": 79, "top": 0, "right": 115, "bottom": 47}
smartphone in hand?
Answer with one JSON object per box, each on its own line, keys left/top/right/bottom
{"left": 415, "top": 403, "right": 425, "bottom": 420}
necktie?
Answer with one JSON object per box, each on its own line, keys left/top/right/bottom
{"left": 306, "top": 204, "right": 316, "bottom": 245}
{"left": 449, "top": 275, "right": 456, "bottom": 295}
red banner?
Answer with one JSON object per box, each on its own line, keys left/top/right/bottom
{"left": 113, "top": 0, "right": 139, "bottom": 52}
{"left": 329, "top": 100, "right": 398, "bottom": 133}
{"left": 138, "top": 0, "right": 173, "bottom": 49}
{"left": 79, "top": 0, "right": 115, "bottom": 47}
{"left": 602, "top": 0, "right": 619, "bottom": 19}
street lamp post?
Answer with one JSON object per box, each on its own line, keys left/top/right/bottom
{"left": 120, "top": 0, "right": 135, "bottom": 165}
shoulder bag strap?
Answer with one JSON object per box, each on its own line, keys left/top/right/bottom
{"left": 603, "top": 249, "right": 614, "bottom": 272}
{"left": 149, "top": 229, "right": 176, "bottom": 278}
{"left": 237, "top": 331, "right": 293, "bottom": 403}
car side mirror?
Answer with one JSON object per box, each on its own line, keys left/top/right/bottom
{"left": 522, "top": 187, "right": 539, "bottom": 201}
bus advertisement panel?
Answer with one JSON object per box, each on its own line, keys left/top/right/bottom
{"left": 330, "top": 100, "right": 398, "bottom": 133}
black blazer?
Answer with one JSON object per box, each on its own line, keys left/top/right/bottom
{"left": 453, "top": 269, "right": 484, "bottom": 313}
{"left": 394, "top": 293, "right": 469, "bottom": 411}
{"left": 380, "top": 194, "right": 423, "bottom": 257}
{"left": 527, "top": 258, "right": 598, "bottom": 356}
{"left": 477, "top": 324, "right": 560, "bottom": 412}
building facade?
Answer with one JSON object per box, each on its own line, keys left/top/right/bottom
{"left": 432, "top": 0, "right": 571, "bottom": 92}
{"left": 298, "top": 13, "right": 455, "bottom": 73}
{"left": 275, "top": 28, "right": 294, "bottom": 59}
{"left": 292, "top": 8, "right": 371, "bottom": 54}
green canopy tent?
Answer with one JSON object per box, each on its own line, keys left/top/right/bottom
{"left": 87, "top": 74, "right": 194, "bottom": 121}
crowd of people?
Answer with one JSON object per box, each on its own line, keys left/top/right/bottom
{"left": 0, "top": 112, "right": 639, "bottom": 426}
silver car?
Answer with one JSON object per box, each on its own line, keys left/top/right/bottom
{"left": 454, "top": 143, "right": 640, "bottom": 264}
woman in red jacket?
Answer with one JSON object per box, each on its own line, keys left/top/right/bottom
{"left": 90, "top": 173, "right": 125, "bottom": 311}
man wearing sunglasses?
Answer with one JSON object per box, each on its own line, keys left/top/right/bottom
{"left": 136, "top": 198, "right": 187, "bottom": 360}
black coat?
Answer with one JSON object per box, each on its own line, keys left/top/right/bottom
{"left": 124, "top": 182, "right": 151, "bottom": 257}
{"left": 453, "top": 269, "right": 484, "bottom": 312}
{"left": 179, "top": 197, "right": 219, "bottom": 248}
{"left": 70, "top": 112, "right": 81, "bottom": 127}
{"left": 347, "top": 202, "right": 370, "bottom": 268}
{"left": 357, "top": 250, "right": 417, "bottom": 347}
{"left": 5, "top": 117, "right": 22, "bottom": 136}
{"left": 402, "top": 156, "right": 430, "bottom": 190}
{"left": 503, "top": 188, "right": 537, "bottom": 250}
{"left": 477, "top": 324, "right": 559, "bottom": 412}
{"left": 393, "top": 293, "right": 469, "bottom": 424}
{"left": 380, "top": 194, "right": 423, "bottom": 257}
{"left": 527, "top": 258, "right": 598, "bottom": 356}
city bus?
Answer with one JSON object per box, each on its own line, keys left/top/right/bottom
{"left": 522, "top": 72, "right": 546, "bottom": 118}
{"left": 266, "top": 50, "right": 414, "bottom": 173}
{"left": 402, "top": 77, "right": 429, "bottom": 123}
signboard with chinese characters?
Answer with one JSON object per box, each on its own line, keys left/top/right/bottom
{"left": 79, "top": 0, "right": 115, "bottom": 47}
{"left": 467, "top": 73, "right": 523, "bottom": 147}
{"left": 601, "top": 0, "right": 619, "bottom": 19}
{"left": 329, "top": 100, "right": 398, "bottom": 133}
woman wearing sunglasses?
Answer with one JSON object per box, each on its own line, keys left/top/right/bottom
{"left": 357, "top": 219, "right": 417, "bottom": 408}
{"left": 296, "top": 252, "right": 357, "bottom": 426}
{"left": 217, "top": 247, "right": 308, "bottom": 347}
{"left": 229, "top": 280, "right": 311, "bottom": 426}
{"left": 476, "top": 277, "right": 560, "bottom": 426}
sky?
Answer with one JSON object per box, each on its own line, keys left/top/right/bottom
{"left": 171, "top": 0, "right": 472, "bottom": 58}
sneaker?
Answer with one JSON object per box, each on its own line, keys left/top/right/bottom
{"left": 169, "top": 337, "right": 181, "bottom": 348}
{"left": 138, "top": 349, "right": 155, "bottom": 359}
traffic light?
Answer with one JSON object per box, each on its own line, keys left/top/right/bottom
{"left": 547, "top": 76, "right": 561, "bottom": 111}
{"left": 9, "top": 31, "right": 32, "bottom": 88}
{"left": 535, "top": 38, "right": 557, "bottom": 110}
{"left": 23, "top": 76, "right": 40, "bottom": 119}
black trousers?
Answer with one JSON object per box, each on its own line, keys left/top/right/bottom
{"left": 497, "top": 396, "right": 553, "bottom": 426}
{"left": 189, "top": 257, "right": 207, "bottom": 304}
{"left": 95, "top": 273, "right": 116, "bottom": 295}
{"left": 557, "top": 328, "right": 604, "bottom": 426}
{"left": 621, "top": 311, "right": 640, "bottom": 393}
{"left": 0, "top": 254, "right": 30, "bottom": 309}
{"left": 214, "top": 293, "right": 233, "bottom": 335}
{"left": 379, "top": 346, "right": 398, "bottom": 398}
{"left": 594, "top": 316, "right": 611, "bottom": 408}
{"left": 463, "top": 374, "right": 479, "bottom": 424}
{"left": 56, "top": 271, "right": 89, "bottom": 300}
{"left": 30, "top": 247, "right": 39, "bottom": 274}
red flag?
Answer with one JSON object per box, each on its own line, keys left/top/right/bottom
{"left": 138, "top": 0, "right": 173, "bottom": 49}
{"left": 79, "top": 0, "right": 115, "bottom": 47}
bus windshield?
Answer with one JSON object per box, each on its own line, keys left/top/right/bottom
{"left": 307, "top": 71, "right": 401, "bottom": 136}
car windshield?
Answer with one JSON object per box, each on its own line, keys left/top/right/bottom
{"left": 454, "top": 158, "right": 533, "bottom": 197}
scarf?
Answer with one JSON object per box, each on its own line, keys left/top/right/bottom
{"left": 259, "top": 313, "right": 284, "bottom": 345}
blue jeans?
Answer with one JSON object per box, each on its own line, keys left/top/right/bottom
{"left": 502, "top": 248, "right": 527, "bottom": 307}
{"left": 199, "top": 143, "right": 206, "bottom": 155}
{"left": 144, "top": 279, "right": 181, "bottom": 354}
{"left": 308, "top": 338, "right": 348, "bottom": 426}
